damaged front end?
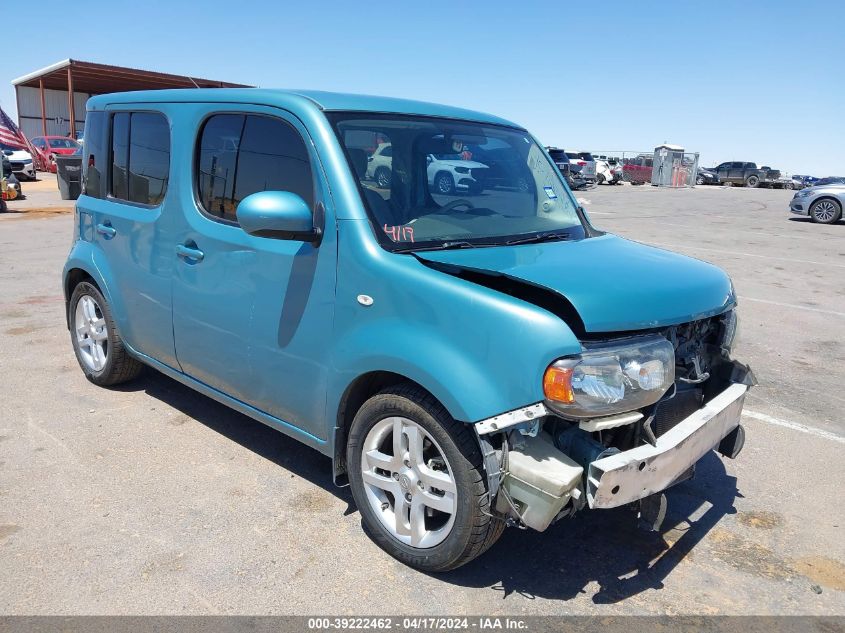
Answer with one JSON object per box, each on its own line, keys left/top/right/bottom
{"left": 475, "top": 311, "right": 756, "bottom": 532}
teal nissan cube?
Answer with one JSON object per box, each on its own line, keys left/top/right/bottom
{"left": 63, "top": 89, "right": 755, "bottom": 571}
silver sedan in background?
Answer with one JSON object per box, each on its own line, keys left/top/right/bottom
{"left": 789, "top": 183, "right": 844, "bottom": 224}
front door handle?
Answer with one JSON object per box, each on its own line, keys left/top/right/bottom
{"left": 96, "top": 223, "right": 116, "bottom": 239}
{"left": 176, "top": 243, "right": 205, "bottom": 262}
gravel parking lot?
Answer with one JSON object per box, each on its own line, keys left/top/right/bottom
{"left": 1, "top": 182, "right": 843, "bottom": 615}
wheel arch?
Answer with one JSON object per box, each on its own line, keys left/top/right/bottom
{"left": 810, "top": 195, "right": 843, "bottom": 208}
{"left": 332, "top": 370, "right": 444, "bottom": 485}
{"left": 63, "top": 267, "right": 99, "bottom": 328}
{"left": 63, "top": 245, "right": 127, "bottom": 334}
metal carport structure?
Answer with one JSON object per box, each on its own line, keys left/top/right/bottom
{"left": 12, "top": 59, "right": 250, "bottom": 139}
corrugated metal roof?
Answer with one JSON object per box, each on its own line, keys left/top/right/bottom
{"left": 12, "top": 59, "right": 249, "bottom": 94}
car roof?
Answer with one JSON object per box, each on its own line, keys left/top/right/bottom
{"left": 86, "top": 88, "right": 522, "bottom": 128}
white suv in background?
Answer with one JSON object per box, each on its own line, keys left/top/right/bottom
{"left": 427, "top": 153, "right": 489, "bottom": 195}
{"left": 365, "top": 142, "right": 393, "bottom": 188}
{"left": 565, "top": 151, "right": 597, "bottom": 183}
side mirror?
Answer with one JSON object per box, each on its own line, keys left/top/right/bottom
{"left": 236, "top": 191, "right": 320, "bottom": 243}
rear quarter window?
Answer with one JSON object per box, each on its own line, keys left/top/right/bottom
{"left": 109, "top": 111, "right": 170, "bottom": 206}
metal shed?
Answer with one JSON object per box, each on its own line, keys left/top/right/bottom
{"left": 12, "top": 59, "right": 250, "bottom": 139}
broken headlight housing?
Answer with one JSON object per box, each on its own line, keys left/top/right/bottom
{"left": 543, "top": 336, "right": 675, "bottom": 418}
{"left": 720, "top": 308, "right": 738, "bottom": 352}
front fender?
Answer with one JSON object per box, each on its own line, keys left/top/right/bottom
{"left": 329, "top": 220, "right": 583, "bottom": 428}
{"left": 63, "top": 239, "right": 127, "bottom": 334}
{"left": 330, "top": 319, "right": 522, "bottom": 424}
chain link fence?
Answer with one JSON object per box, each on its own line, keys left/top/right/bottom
{"left": 591, "top": 150, "right": 700, "bottom": 187}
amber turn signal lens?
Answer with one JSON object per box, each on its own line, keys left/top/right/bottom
{"left": 543, "top": 365, "right": 574, "bottom": 403}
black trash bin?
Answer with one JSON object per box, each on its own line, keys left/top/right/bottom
{"left": 55, "top": 155, "right": 83, "bottom": 200}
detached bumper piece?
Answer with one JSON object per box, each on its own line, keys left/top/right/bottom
{"left": 586, "top": 383, "right": 748, "bottom": 509}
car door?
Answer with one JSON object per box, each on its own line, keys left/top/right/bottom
{"left": 77, "top": 108, "right": 178, "bottom": 367}
{"left": 169, "top": 105, "right": 337, "bottom": 440}
{"left": 727, "top": 162, "right": 745, "bottom": 183}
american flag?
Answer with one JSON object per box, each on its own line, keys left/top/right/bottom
{"left": 0, "top": 106, "right": 31, "bottom": 150}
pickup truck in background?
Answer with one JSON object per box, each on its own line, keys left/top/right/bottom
{"left": 710, "top": 162, "right": 781, "bottom": 188}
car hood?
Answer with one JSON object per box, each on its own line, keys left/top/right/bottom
{"left": 432, "top": 159, "right": 488, "bottom": 169}
{"left": 415, "top": 234, "right": 734, "bottom": 333}
{"left": 803, "top": 185, "right": 845, "bottom": 195}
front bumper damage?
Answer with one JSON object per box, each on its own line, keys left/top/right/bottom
{"left": 586, "top": 382, "right": 746, "bottom": 509}
{"left": 475, "top": 362, "right": 755, "bottom": 531}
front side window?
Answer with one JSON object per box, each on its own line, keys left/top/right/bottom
{"left": 330, "top": 113, "right": 585, "bottom": 251}
{"left": 110, "top": 111, "right": 170, "bottom": 205}
{"left": 197, "top": 113, "right": 314, "bottom": 223}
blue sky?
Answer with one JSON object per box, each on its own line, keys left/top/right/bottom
{"left": 3, "top": 0, "right": 843, "bottom": 176}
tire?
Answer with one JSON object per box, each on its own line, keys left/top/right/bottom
{"left": 375, "top": 167, "right": 391, "bottom": 189}
{"left": 696, "top": 175, "right": 705, "bottom": 185}
{"left": 786, "top": 183, "right": 794, "bottom": 190}
{"left": 745, "top": 175, "right": 760, "bottom": 188}
{"left": 69, "top": 281, "right": 143, "bottom": 386}
{"left": 596, "top": 173, "right": 605, "bottom": 185}
{"left": 809, "top": 198, "right": 842, "bottom": 224}
{"left": 347, "top": 383, "right": 504, "bottom": 572}
{"left": 434, "top": 172, "right": 455, "bottom": 195}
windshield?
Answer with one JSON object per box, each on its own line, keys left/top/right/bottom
{"left": 48, "top": 138, "right": 80, "bottom": 149}
{"left": 330, "top": 113, "right": 585, "bottom": 250}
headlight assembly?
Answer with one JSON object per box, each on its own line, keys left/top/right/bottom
{"left": 720, "top": 308, "right": 739, "bottom": 352}
{"left": 543, "top": 336, "right": 675, "bottom": 418}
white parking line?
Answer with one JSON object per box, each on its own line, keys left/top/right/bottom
{"left": 742, "top": 297, "right": 845, "bottom": 318}
{"left": 742, "top": 410, "right": 845, "bottom": 444}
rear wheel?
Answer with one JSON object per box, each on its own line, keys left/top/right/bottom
{"left": 596, "top": 173, "right": 605, "bottom": 185}
{"left": 69, "top": 282, "right": 142, "bottom": 386}
{"left": 745, "top": 175, "right": 760, "bottom": 188}
{"left": 347, "top": 384, "right": 503, "bottom": 572}
{"left": 809, "top": 198, "right": 842, "bottom": 224}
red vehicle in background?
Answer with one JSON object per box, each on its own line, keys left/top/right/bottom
{"left": 623, "top": 154, "right": 654, "bottom": 185}
{"left": 30, "top": 136, "right": 81, "bottom": 173}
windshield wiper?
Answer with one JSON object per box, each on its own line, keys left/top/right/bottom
{"left": 505, "top": 231, "right": 574, "bottom": 246}
{"left": 395, "top": 240, "right": 495, "bottom": 253}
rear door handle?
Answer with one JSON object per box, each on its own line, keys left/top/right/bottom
{"left": 96, "top": 223, "right": 116, "bottom": 238}
{"left": 176, "top": 243, "right": 205, "bottom": 262}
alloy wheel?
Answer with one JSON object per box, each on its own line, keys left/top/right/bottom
{"left": 813, "top": 200, "right": 838, "bottom": 223}
{"left": 74, "top": 295, "right": 109, "bottom": 372}
{"left": 360, "top": 416, "right": 457, "bottom": 548}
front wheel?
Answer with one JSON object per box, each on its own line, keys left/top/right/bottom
{"left": 810, "top": 198, "right": 842, "bottom": 224}
{"left": 434, "top": 172, "right": 455, "bottom": 195}
{"left": 745, "top": 175, "right": 760, "bottom": 188}
{"left": 596, "top": 173, "right": 606, "bottom": 185}
{"left": 696, "top": 175, "right": 705, "bottom": 185}
{"left": 347, "top": 384, "right": 503, "bottom": 572}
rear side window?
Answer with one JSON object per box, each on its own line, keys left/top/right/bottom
{"left": 82, "top": 111, "right": 106, "bottom": 199}
{"left": 197, "top": 113, "right": 314, "bottom": 224}
{"left": 110, "top": 111, "right": 170, "bottom": 206}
